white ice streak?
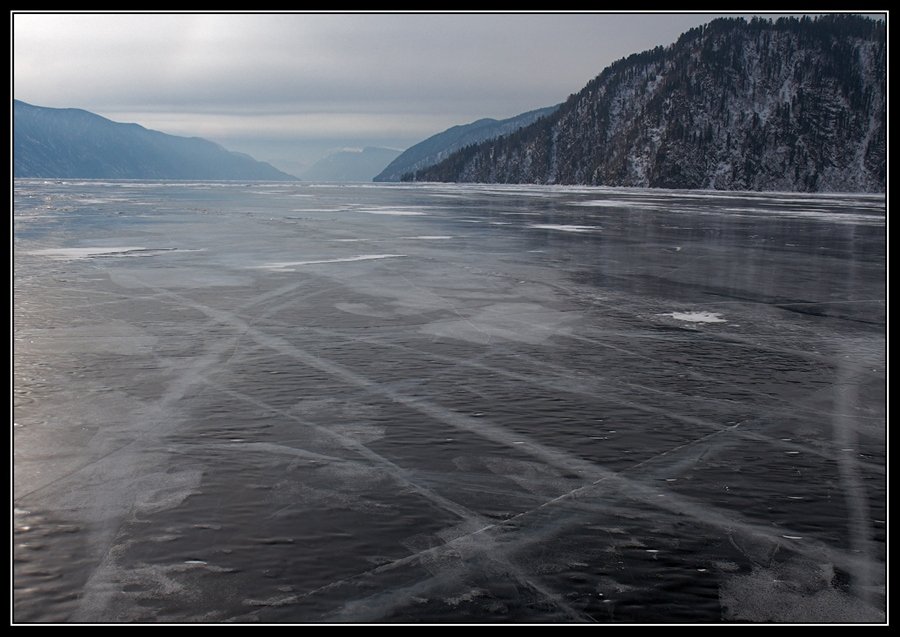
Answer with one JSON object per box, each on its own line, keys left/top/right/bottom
{"left": 569, "top": 195, "right": 883, "bottom": 225}
{"left": 528, "top": 224, "right": 601, "bottom": 233}
{"left": 720, "top": 206, "right": 882, "bottom": 224}
{"left": 29, "top": 246, "right": 145, "bottom": 258}
{"left": 28, "top": 247, "right": 203, "bottom": 260}
{"left": 258, "top": 254, "right": 406, "bottom": 271}
{"left": 290, "top": 208, "right": 348, "bottom": 213}
{"left": 659, "top": 311, "right": 727, "bottom": 323}
{"left": 569, "top": 199, "right": 637, "bottom": 208}
{"left": 357, "top": 210, "right": 427, "bottom": 216}
{"left": 353, "top": 206, "right": 430, "bottom": 216}
{"left": 333, "top": 236, "right": 451, "bottom": 244}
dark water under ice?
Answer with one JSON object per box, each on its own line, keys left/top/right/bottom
{"left": 13, "top": 181, "right": 886, "bottom": 623}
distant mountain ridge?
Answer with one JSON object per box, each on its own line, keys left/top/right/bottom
{"left": 13, "top": 100, "right": 296, "bottom": 180}
{"left": 373, "top": 105, "right": 559, "bottom": 182}
{"left": 406, "top": 15, "right": 885, "bottom": 193}
{"left": 302, "top": 147, "right": 401, "bottom": 182}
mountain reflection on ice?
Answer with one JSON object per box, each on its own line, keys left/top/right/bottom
{"left": 13, "top": 181, "right": 885, "bottom": 623}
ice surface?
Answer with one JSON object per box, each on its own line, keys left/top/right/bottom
{"left": 13, "top": 181, "right": 885, "bottom": 624}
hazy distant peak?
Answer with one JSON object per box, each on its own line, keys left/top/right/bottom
{"left": 13, "top": 100, "right": 297, "bottom": 180}
{"left": 373, "top": 105, "right": 560, "bottom": 182}
{"left": 301, "top": 146, "right": 402, "bottom": 182}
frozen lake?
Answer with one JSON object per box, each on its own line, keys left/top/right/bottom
{"left": 13, "top": 181, "right": 886, "bottom": 623}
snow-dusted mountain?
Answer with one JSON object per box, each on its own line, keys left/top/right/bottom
{"left": 407, "top": 15, "right": 885, "bottom": 192}
{"left": 374, "top": 105, "right": 559, "bottom": 182}
{"left": 302, "top": 147, "right": 401, "bottom": 182}
{"left": 13, "top": 100, "right": 296, "bottom": 180}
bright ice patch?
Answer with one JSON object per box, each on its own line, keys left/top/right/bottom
{"left": 659, "top": 311, "right": 727, "bottom": 323}
{"left": 421, "top": 302, "right": 576, "bottom": 345}
{"left": 529, "top": 224, "right": 601, "bottom": 233}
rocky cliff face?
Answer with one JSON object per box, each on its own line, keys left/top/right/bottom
{"left": 407, "top": 15, "right": 885, "bottom": 192}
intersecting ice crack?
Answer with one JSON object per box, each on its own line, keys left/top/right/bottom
{"left": 141, "top": 287, "right": 879, "bottom": 621}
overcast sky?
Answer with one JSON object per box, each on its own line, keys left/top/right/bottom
{"left": 13, "top": 12, "right": 837, "bottom": 175}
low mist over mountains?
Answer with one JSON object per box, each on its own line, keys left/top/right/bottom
{"left": 374, "top": 105, "right": 559, "bottom": 182}
{"left": 302, "top": 147, "right": 401, "bottom": 182}
{"left": 13, "top": 100, "right": 295, "bottom": 181}
{"left": 406, "top": 15, "right": 885, "bottom": 193}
